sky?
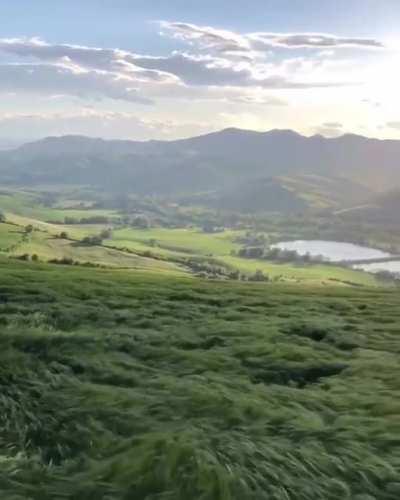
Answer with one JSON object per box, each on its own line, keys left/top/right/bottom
{"left": 1, "top": 0, "right": 400, "bottom": 143}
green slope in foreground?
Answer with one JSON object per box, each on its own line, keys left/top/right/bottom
{"left": 0, "top": 258, "right": 399, "bottom": 499}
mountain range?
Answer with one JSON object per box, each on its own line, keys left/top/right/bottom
{"left": 0, "top": 128, "right": 399, "bottom": 213}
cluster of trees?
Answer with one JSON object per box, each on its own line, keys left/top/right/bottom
{"left": 64, "top": 215, "right": 109, "bottom": 225}
{"left": 247, "top": 269, "right": 269, "bottom": 281}
{"left": 116, "top": 214, "right": 151, "bottom": 229}
{"left": 21, "top": 225, "right": 35, "bottom": 243}
{"left": 264, "top": 247, "right": 325, "bottom": 263}
{"left": 47, "top": 257, "right": 105, "bottom": 268}
{"left": 237, "top": 245, "right": 325, "bottom": 264}
{"left": 201, "top": 221, "right": 224, "bottom": 234}
{"left": 237, "top": 246, "right": 265, "bottom": 259}
{"left": 186, "top": 259, "right": 231, "bottom": 280}
{"left": 130, "top": 215, "right": 150, "bottom": 229}
{"left": 235, "top": 231, "right": 268, "bottom": 247}
{"left": 15, "top": 253, "right": 39, "bottom": 262}
{"left": 185, "top": 258, "right": 270, "bottom": 282}
{"left": 80, "top": 228, "right": 112, "bottom": 246}
{"left": 375, "top": 270, "right": 400, "bottom": 283}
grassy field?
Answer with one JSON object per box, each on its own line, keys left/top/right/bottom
{"left": 0, "top": 257, "right": 399, "bottom": 499}
{"left": 10, "top": 230, "right": 185, "bottom": 274}
{"left": 0, "top": 191, "right": 116, "bottom": 223}
{"left": 0, "top": 222, "right": 24, "bottom": 251}
{"left": 0, "top": 217, "right": 380, "bottom": 285}
{"left": 108, "top": 227, "right": 242, "bottom": 256}
{"left": 106, "top": 227, "right": 377, "bottom": 286}
{"left": 224, "top": 256, "right": 378, "bottom": 286}
{"left": 0, "top": 191, "right": 383, "bottom": 285}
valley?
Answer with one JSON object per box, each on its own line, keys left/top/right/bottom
{"left": 1, "top": 130, "right": 400, "bottom": 500}
{"left": 2, "top": 2, "right": 400, "bottom": 498}
{"left": 0, "top": 186, "right": 393, "bottom": 287}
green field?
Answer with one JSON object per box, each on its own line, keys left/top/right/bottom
{"left": 0, "top": 191, "right": 116, "bottom": 223}
{"left": 224, "top": 256, "right": 378, "bottom": 286}
{"left": 106, "top": 227, "right": 377, "bottom": 286}
{"left": 11, "top": 230, "right": 184, "bottom": 274}
{"left": 0, "top": 222, "right": 24, "bottom": 251}
{"left": 0, "top": 257, "right": 399, "bottom": 499}
{"left": 0, "top": 190, "right": 385, "bottom": 286}
{"left": 0, "top": 215, "right": 380, "bottom": 285}
{"left": 108, "top": 227, "right": 242, "bottom": 256}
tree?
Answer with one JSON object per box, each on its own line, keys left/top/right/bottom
{"left": 376, "top": 270, "right": 398, "bottom": 282}
{"left": 238, "top": 246, "right": 264, "bottom": 259}
{"left": 202, "top": 221, "right": 219, "bottom": 233}
{"left": 79, "top": 216, "right": 109, "bottom": 224}
{"left": 249, "top": 269, "right": 269, "bottom": 282}
{"left": 228, "top": 270, "right": 240, "bottom": 280}
{"left": 59, "top": 231, "right": 69, "bottom": 239}
{"left": 100, "top": 228, "right": 112, "bottom": 240}
{"left": 81, "top": 235, "right": 103, "bottom": 246}
{"left": 64, "top": 216, "right": 78, "bottom": 225}
{"left": 131, "top": 215, "right": 150, "bottom": 229}
{"left": 25, "top": 224, "right": 34, "bottom": 234}
{"left": 17, "top": 253, "right": 30, "bottom": 261}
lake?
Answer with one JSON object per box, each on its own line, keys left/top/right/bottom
{"left": 354, "top": 261, "right": 400, "bottom": 274}
{"left": 272, "top": 240, "right": 392, "bottom": 263}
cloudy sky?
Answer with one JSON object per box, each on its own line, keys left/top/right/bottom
{"left": 1, "top": 0, "right": 400, "bottom": 143}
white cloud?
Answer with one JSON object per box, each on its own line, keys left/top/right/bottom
{"left": 227, "top": 94, "right": 287, "bottom": 106}
{"left": 248, "top": 33, "right": 384, "bottom": 50}
{"left": 0, "top": 31, "right": 369, "bottom": 98}
{"left": 0, "top": 37, "right": 177, "bottom": 103}
{"left": 131, "top": 52, "right": 350, "bottom": 89}
{"left": 387, "top": 122, "right": 400, "bottom": 130}
{"left": 161, "top": 21, "right": 384, "bottom": 52}
{"left": 0, "top": 62, "right": 152, "bottom": 103}
{"left": 313, "top": 121, "right": 344, "bottom": 137}
{"left": 159, "top": 21, "right": 251, "bottom": 55}
{"left": 362, "top": 98, "right": 381, "bottom": 107}
{"left": 0, "top": 22, "right": 393, "bottom": 141}
{"left": 0, "top": 37, "right": 170, "bottom": 81}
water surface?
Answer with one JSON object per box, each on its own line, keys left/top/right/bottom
{"left": 355, "top": 261, "right": 400, "bottom": 274}
{"left": 272, "top": 240, "right": 391, "bottom": 263}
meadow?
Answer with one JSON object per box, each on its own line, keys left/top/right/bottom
{"left": 0, "top": 189, "right": 390, "bottom": 286}
{"left": 103, "top": 227, "right": 379, "bottom": 285}
{"left": 0, "top": 191, "right": 116, "bottom": 223}
{"left": 0, "top": 257, "right": 399, "bottom": 499}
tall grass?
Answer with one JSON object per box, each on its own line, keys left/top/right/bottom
{"left": 0, "top": 258, "right": 399, "bottom": 499}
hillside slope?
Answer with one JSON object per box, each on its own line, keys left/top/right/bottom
{"left": 0, "top": 128, "right": 397, "bottom": 210}
{"left": 0, "top": 258, "right": 399, "bottom": 499}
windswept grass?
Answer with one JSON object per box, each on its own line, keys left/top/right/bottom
{"left": 0, "top": 258, "right": 399, "bottom": 499}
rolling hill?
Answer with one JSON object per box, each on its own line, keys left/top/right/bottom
{"left": 337, "top": 189, "right": 400, "bottom": 225}
{"left": 0, "top": 128, "right": 398, "bottom": 212}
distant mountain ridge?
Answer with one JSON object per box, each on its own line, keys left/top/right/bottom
{"left": 0, "top": 128, "right": 399, "bottom": 212}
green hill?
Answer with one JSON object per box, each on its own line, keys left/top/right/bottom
{"left": 0, "top": 258, "right": 399, "bottom": 499}
{"left": 0, "top": 129, "right": 395, "bottom": 213}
